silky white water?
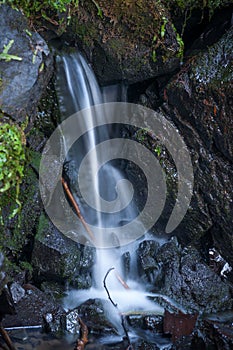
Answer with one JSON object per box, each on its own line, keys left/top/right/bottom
{"left": 55, "top": 51, "right": 167, "bottom": 337}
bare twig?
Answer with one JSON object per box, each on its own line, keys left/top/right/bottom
{"left": 103, "top": 268, "right": 134, "bottom": 350}
{"left": 61, "top": 177, "right": 95, "bottom": 243}
{"left": 74, "top": 317, "right": 88, "bottom": 350}
{"left": 103, "top": 268, "right": 117, "bottom": 307}
{"left": 0, "top": 326, "right": 16, "bottom": 350}
{"left": 114, "top": 270, "right": 130, "bottom": 290}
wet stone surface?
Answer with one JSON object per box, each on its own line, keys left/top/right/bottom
{"left": 137, "top": 238, "right": 232, "bottom": 314}
{"left": 0, "top": 5, "right": 52, "bottom": 122}
{"left": 162, "top": 27, "right": 233, "bottom": 265}
{"left": 31, "top": 214, "right": 95, "bottom": 289}
{"left": 2, "top": 285, "right": 66, "bottom": 329}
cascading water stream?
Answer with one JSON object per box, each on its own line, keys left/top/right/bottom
{"left": 55, "top": 51, "right": 167, "bottom": 339}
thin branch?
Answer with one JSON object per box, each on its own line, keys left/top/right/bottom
{"left": 61, "top": 177, "right": 95, "bottom": 243}
{"left": 103, "top": 268, "right": 134, "bottom": 350}
{"left": 114, "top": 270, "right": 130, "bottom": 290}
{"left": 0, "top": 326, "right": 16, "bottom": 350}
{"left": 74, "top": 317, "right": 88, "bottom": 350}
{"left": 103, "top": 267, "right": 117, "bottom": 307}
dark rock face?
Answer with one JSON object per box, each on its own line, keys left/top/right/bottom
{"left": 67, "top": 0, "right": 181, "bottom": 84}
{"left": 31, "top": 213, "right": 95, "bottom": 288}
{"left": 162, "top": 27, "right": 233, "bottom": 265}
{"left": 155, "top": 239, "right": 232, "bottom": 313}
{"left": 137, "top": 240, "right": 162, "bottom": 286}
{"left": 0, "top": 5, "right": 52, "bottom": 122}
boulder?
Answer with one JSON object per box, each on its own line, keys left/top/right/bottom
{"left": 162, "top": 27, "right": 233, "bottom": 265}
{"left": 0, "top": 4, "right": 52, "bottom": 122}
{"left": 77, "top": 298, "right": 118, "bottom": 334}
{"left": 31, "top": 213, "right": 95, "bottom": 288}
{"left": 67, "top": 0, "right": 182, "bottom": 84}
{"left": 155, "top": 240, "right": 232, "bottom": 313}
{"left": 2, "top": 284, "right": 66, "bottom": 328}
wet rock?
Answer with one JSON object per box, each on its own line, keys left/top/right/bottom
{"left": 127, "top": 313, "right": 163, "bottom": 334}
{"left": 67, "top": 0, "right": 181, "bottom": 84}
{"left": 0, "top": 5, "right": 53, "bottom": 122}
{"left": 121, "top": 251, "right": 130, "bottom": 279}
{"left": 0, "top": 151, "right": 43, "bottom": 261}
{"left": 171, "top": 334, "right": 206, "bottom": 350}
{"left": 156, "top": 242, "right": 232, "bottom": 313}
{"left": 133, "top": 340, "right": 160, "bottom": 350}
{"left": 44, "top": 303, "right": 81, "bottom": 334}
{"left": 32, "top": 213, "right": 95, "bottom": 288}
{"left": 77, "top": 298, "right": 118, "bottom": 334}
{"left": 162, "top": 27, "right": 233, "bottom": 264}
{"left": 137, "top": 240, "right": 161, "bottom": 285}
{"left": 2, "top": 285, "right": 66, "bottom": 328}
{"left": 41, "top": 281, "right": 67, "bottom": 301}
{"left": 65, "top": 309, "right": 80, "bottom": 334}
{"left": 144, "top": 315, "right": 164, "bottom": 333}
{"left": 9, "top": 282, "right": 25, "bottom": 304}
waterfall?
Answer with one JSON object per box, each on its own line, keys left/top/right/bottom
{"left": 55, "top": 51, "right": 164, "bottom": 332}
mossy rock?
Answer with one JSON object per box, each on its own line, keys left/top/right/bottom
{"left": 32, "top": 213, "right": 95, "bottom": 287}
{"left": 67, "top": 0, "right": 182, "bottom": 84}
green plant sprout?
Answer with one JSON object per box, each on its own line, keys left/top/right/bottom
{"left": 92, "top": 0, "right": 103, "bottom": 19}
{"left": 154, "top": 145, "right": 162, "bottom": 156}
{"left": 160, "top": 16, "right": 168, "bottom": 38}
{"left": 0, "top": 40, "right": 22, "bottom": 62}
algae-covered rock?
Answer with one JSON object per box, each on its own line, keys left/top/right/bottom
{"left": 163, "top": 28, "right": 233, "bottom": 265}
{"left": 68, "top": 0, "right": 182, "bottom": 84}
{"left": 0, "top": 151, "right": 42, "bottom": 260}
{"left": 0, "top": 4, "right": 52, "bottom": 122}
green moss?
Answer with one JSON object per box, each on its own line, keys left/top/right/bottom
{"left": 0, "top": 119, "right": 26, "bottom": 221}
{"left": 0, "top": 147, "right": 42, "bottom": 262}
{"left": 37, "top": 212, "right": 50, "bottom": 241}
{"left": 4, "top": 0, "right": 79, "bottom": 17}
{"left": 2, "top": 0, "right": 79, "bottom": 33}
